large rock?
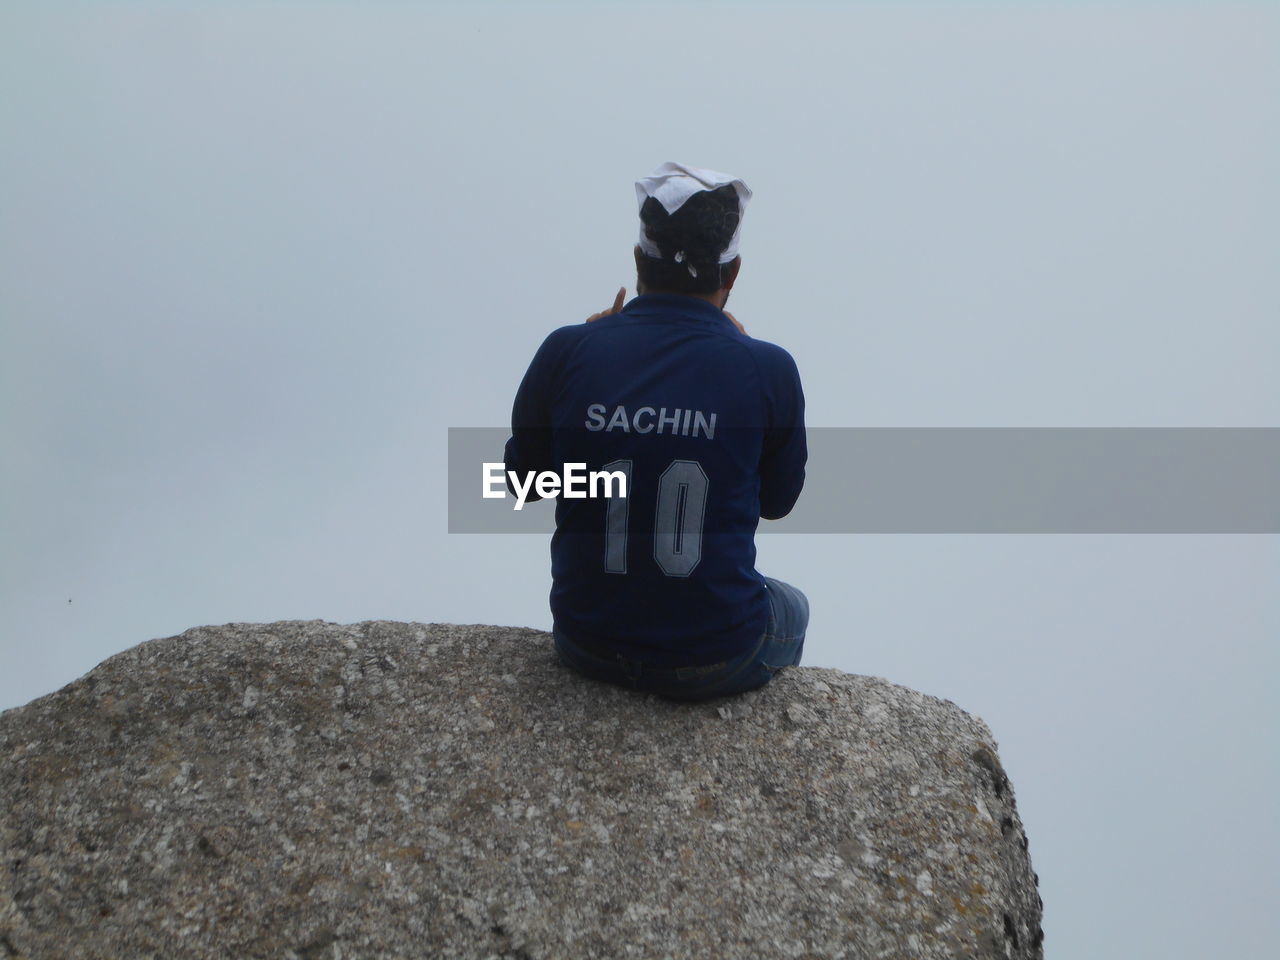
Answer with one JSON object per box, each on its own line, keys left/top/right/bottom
{"left": 0, "top": 621, "right": 1043, "bottom": 959}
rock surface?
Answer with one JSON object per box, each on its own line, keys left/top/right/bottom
{"left": 1, "top": 621, "right": 1043, "bottom": 959}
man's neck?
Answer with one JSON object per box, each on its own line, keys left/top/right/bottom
{"left": 637, "top": 286, "right": 728, "bottom": 310}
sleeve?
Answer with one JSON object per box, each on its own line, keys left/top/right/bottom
{"left": 503, "top": 329, "right": 567, "bottom": 500}
{"left": 758, "top": 347, "right": 807, "bottom": 520}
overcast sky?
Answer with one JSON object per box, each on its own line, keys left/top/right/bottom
{"left": 2, "top": 2, "right": 1276, "bottom": 957}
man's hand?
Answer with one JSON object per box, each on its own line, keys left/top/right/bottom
{"left": 724, "top": 310, "right": 746, "bottom": 335}
{"left": 585, "top": 288, "right": 626, "bottom": 323}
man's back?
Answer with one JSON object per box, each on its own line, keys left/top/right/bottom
{"left": 505, "top": 292, "right": 805, "bottom": 667}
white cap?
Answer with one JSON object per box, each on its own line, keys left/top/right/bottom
{"left": 634, "top": 161, "right": 752, "bottom": 267}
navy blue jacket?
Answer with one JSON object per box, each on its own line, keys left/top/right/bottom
{"left": 504, "top": 294, "right": 806, "bottom": 666}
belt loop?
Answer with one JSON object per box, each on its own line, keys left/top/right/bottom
{"left": 617, "top": 653, "right": 644, "bottom": 691}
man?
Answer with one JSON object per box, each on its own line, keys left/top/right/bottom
{"left": 504, "top": 162, "right": 808, "bottom": 701}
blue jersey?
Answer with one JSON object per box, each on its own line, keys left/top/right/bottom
{"left": 504, "top": 294, "right": 806, "bottom": 666}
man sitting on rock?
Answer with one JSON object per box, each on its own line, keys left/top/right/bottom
{"left": 504, "top": 161, "right": 808, "bottom": 701}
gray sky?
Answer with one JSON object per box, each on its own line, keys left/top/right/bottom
{"left": 2, "top": 2, "right": 1276, "bottom": 956}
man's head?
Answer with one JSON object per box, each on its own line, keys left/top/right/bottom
{"left": 633, "top": 163, "right": 751, "bottom": 302}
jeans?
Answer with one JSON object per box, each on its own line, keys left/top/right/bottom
{"left": 553, "top": 577, "right": 809, "bottom": 702}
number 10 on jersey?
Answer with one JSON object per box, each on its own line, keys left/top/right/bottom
{"left": 602, "top": 459, "right": 708, "bottom": 578}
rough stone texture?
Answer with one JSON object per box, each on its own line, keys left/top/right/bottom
{"left": 0, "top": 621, "right": 1042, "bottom": 959}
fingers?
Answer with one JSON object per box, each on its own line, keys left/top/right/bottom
{"left": 724, "top": 310, "right": 746, "bottom": 334}
{"left": 586, "top": 287, "right": 627, "bottom": 322}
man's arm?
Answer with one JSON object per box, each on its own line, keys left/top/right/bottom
{"left": 759, "top": 347, "right": 807, "bottom": 520}
{"left": 503, "top": 329, "right": 567, "bottom": 501}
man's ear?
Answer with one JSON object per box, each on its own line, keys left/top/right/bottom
{"left": 722, "top": 256, "right": 742, "bottom": 291}
{"left": 633, "top": 245, "right": 648, "bottom": 294}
